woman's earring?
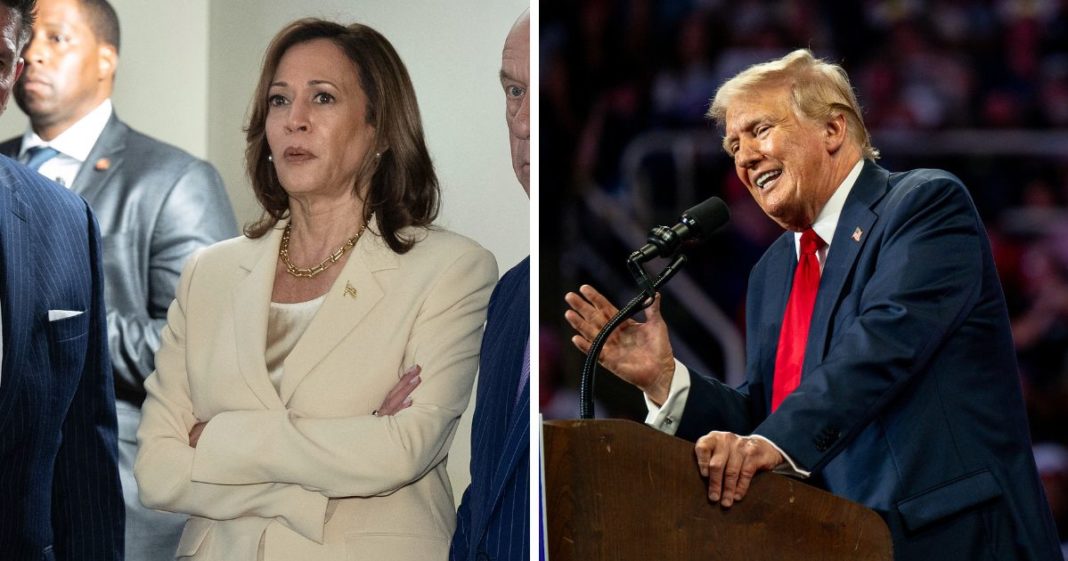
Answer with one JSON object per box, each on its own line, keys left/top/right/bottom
{"left": 268, "top": 154, "right": 273, "bottom": 162}
{"left": 375, "top": 152, "right": 381, "bottom": 159}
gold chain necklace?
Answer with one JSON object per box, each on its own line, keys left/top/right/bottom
{"left": 279, "top": 220, "right": 368, "bottom": 279}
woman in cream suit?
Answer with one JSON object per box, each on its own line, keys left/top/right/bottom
{"left": 134, "top": 19, "right": 497, "bottom": 560}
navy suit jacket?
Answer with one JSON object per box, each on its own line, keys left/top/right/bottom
{"left": 0, "top": 155, "right": 124, "bottom": 560}
{"left": 452, "top": 257, "right": 529, "bottom": 561}
{"left": 676, "top": 162, "right": 1062, "bottom": 560}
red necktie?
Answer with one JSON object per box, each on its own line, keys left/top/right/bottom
{"left": 771, "top": 228, "right": 825, "bottom": 411}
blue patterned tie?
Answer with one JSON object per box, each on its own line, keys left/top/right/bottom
{"left": 24, "top": 146, "right": 59, "bottom": 171}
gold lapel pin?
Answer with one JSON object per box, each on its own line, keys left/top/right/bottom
{"left": 94, "top": 158, "right": 110, "bottom": 171}
{"left": 851, "top": 227, "right": 863, "bottom": 242}
{"left": 344, "top": 281, "right": 358, "bottom": 299}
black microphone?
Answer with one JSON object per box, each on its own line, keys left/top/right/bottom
{"left": 629, "top": 196, "right": 730, "bottom": 263}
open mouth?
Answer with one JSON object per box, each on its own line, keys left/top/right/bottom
{"left": 755, "top": 169, "right": 782, "bottom": 190}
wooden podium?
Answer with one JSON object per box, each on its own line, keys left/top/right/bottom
{"left": 543, "top": 419, "right": 892, "bottom": 560}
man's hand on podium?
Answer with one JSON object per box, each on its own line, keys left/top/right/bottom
{"left": 695, "top": 432, "right": 784, "bottom": 508}
{"left": 564, "top": 284, "right": 677, "bottom": 405}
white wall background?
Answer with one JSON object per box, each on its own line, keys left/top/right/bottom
{"left": 0, "top": 0, "right": 529, "bottom": 504}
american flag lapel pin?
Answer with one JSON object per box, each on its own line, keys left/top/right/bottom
{"left": 94, "top": 158, "right": 111, "bottom": 171}
{"left": 851, "top": 227, "right": 863, "bottom": 242}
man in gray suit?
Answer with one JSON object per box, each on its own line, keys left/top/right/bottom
{"left": 0, "top": 0, "right": 237, "bottom": 559}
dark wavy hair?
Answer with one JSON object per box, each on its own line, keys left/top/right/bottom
{"left": 243, "top": 18, "right": 439, "bottom": 253}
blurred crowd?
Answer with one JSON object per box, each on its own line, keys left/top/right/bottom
{"left": 540, "top": 0, "right": 1068, "bottom": 548}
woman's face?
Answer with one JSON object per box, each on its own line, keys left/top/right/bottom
{"left": 266, "top": 38, "right": 376, "bottom": 201}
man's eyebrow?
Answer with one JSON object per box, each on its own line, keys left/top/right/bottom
{"left": 722, "top": 117, "right": 761, "bottom": 153}
{"left": 499, "top": 69, "right": 524, "bottom": 83}
{"left": 722, "top": 134, "right": 736, "bottom": 154}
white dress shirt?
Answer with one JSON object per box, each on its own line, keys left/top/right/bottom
{"left": 18, "top": 99, "right": 113, "bottom": 188}
{"left": 645, "top": 159, "right": 865, "bottom": 477}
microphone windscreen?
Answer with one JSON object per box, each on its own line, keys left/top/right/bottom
{"left": 682, "top": 196, "right": 730, "bottom": 242}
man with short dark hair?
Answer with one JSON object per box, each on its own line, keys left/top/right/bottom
{"left": 0, "top": 0, "right": 123, "bottom": 559}
{"left": 0, "top": 0, "right": 236, "bottom": 559}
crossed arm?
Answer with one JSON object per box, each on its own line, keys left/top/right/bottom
{"left": 136, "top": 246, "right": 496, "bottom": 542}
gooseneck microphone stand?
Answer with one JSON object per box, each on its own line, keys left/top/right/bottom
{"left": 578, "top": 252, "right": 689, "bottom": 419}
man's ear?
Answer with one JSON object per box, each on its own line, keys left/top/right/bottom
{"left": 13, "top": 56, "right": 23, "bottom": 83}
{"left": 824, "top": 112, "right": 847, "bottom": 154}
{"left": 98, "top": 44, "right": 117, "bottom": 83}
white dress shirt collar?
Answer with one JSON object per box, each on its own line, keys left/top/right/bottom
{"left": 793, "top": 158, "right": 865, "bottom": 258}
{"left": 19, "top": 99, "right": 113, "bottom": 163}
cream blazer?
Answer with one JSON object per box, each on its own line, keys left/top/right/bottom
{"left": 134, "top": 221, "right": 497, "bottom": 561}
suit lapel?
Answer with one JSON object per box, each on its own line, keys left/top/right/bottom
{"left": 806, "top": 161, "right": 887, "bottom": 368}
{"left": 481, "top": 379, "right": 528, "bottom": 530}
{"left": 0, "top": 174, "right": 34, "bottom": 431}
{"left": 757, "top": 236, "right": 796, "bottom": 396}
{"left": 279, "top": 219, "right": 393, "bottom": 404}
{"left": 231, "top": 226, "right": 286, "bottom": 410}
{"left": 0, "top": 137, "right": 22, "bottom": 160}
{"left": 71, "top": 115, "right": 126, "bottom": 200}
{"left": 470, "top": 261, "right": 530, "bottom": 541}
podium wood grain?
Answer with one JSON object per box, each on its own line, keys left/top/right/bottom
{"left": 543, "top": 419, "right": 892, "bottom": 560}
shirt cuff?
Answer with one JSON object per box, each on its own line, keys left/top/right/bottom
{"left": 644, "top": 359, "right": 689, "bottom": 436}
{"left": 750, "top": 434, "right": 811, "bottom": 478}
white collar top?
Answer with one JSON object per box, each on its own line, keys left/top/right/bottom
{"left": 793, "top": 158, "right": 865, "bottom": 266}
{"left": 18, "top": 99, "right": 113, "bottom": 188}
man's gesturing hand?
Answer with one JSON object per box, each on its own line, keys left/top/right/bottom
{"left": 563, "top": 285, "right": 676, "bottom": 404}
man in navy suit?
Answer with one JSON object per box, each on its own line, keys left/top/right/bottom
{"left": 0, "top": 0, "right": 123, "bottom": 559}
{"left": 0, "top": 1, "right": 236, "bottom": 558}
{"left": 566, "top": 49, "right": 1062, "bottom": 559}
{"left": 450, "top": 10, "right": 530, "bottom": 561}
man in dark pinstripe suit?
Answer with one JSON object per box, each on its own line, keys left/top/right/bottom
{"left": 451, "top": 10, "right": 530, "bottom": 561}
{"left": 0, "top": 0, "right": 124, "bottom": 559}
